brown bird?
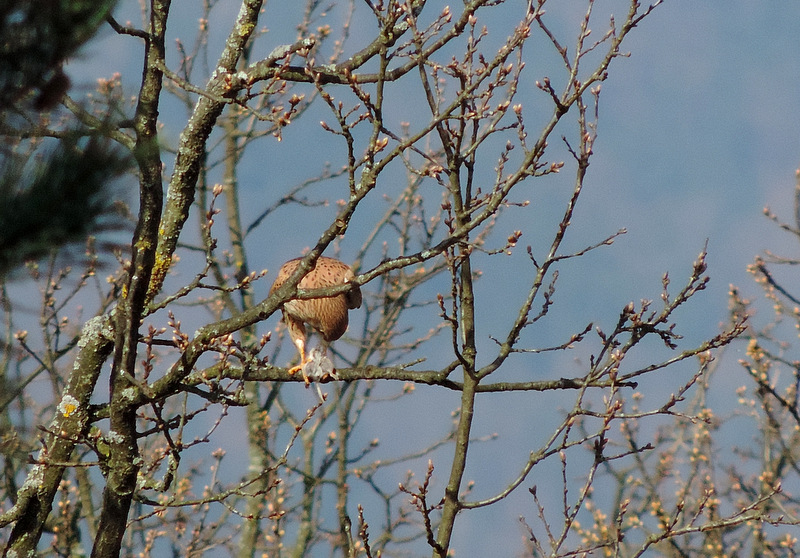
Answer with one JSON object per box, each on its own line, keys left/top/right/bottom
{"left": 269, "top": 256, "right": 362, "bottom": 383}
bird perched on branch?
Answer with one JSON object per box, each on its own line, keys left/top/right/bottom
{"left": 270, "top": 256, "right": 362, "bottom": 384}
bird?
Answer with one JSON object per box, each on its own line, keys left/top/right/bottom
{"left": 269, "top": 256, "right": 362, "bottom": 384}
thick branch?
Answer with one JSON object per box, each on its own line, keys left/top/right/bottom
{"left": 92, "top": 0, "right": 170, "bottom": 554}
{"left": 2, "top": 317, "right": 113, "bottom": 555}
{"left": 148, "top": 0, "right": 266, "bottom": 300}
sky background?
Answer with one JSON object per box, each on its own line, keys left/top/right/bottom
{"left": 51, "top": 0, "right": 800, "bottom": 555}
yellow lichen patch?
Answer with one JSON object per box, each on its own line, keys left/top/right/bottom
{"left": 147, "top": 252, "right": 173, "bottom": 300}
{"left": 58, "top": 395, "right": 80, "bottom": 418}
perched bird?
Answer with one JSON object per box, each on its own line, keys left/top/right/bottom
{"left": 270, "top": 257, "right": 362, "bottom": 384}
